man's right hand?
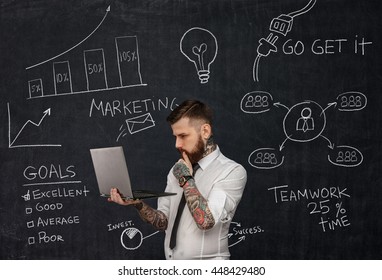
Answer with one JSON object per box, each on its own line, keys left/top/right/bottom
{"left": 108, "top": 187, "right": 142, "bottom": 207}
{"left": 109, "top": 188, "right": 167, "bottom": 230}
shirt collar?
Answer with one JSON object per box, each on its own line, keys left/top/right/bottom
{"left": 197, "top": 145, "right": 220, "bottom": 171}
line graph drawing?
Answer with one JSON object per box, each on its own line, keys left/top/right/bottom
{"left": 7, "top": 102, "right": 62, "bottom": 148}
{"left": 26, "top": 6, "right": 111, "bottom": 70}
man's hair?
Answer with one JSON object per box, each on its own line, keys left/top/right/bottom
{"left": 166, "top": 100, "right": 213, "bottom": 126}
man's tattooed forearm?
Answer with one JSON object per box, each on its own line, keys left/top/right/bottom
{"left": 183, "top": 179, "right": 215, "bottom": 230}
{"left": 137, "top": 202, "right": 168, "bottom": 230}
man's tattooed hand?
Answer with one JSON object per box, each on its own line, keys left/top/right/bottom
{"left": 173, "top": 161, "right": 191, "bottom": 180}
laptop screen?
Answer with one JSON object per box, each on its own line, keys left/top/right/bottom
{"left": 90, "top": 146, "right": 134, "bottom": 198}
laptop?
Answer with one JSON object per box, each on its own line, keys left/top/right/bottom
{"left": 90, "top": 146, "right": 176, "bottom": 200}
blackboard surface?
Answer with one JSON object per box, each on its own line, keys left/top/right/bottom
{"left": 1, "top": 0, "right": 381, "bottom": 260}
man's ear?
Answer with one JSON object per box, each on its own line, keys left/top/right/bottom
{"left": 201, "top": 123, "right": 212, "bottom": 140}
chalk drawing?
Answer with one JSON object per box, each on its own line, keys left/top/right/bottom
{"left": 180, "top": 27, "right": 218, "bottom": 84}
{"left": 241, "top": 91, "right": 366, "bottom": 168}
{"left": 253, "top": 0, "right": 316, "bottom": 82}
{"left": 7, "top": 103, "right": 62, "bottom": 148}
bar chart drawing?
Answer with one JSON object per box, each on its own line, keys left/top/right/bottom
{"left": 27, "top": 35, "right": 147, "bottom": 99}
{"left": 53, "top": 61, "right": 73, "bottom": 95}
{"left": 28, "top": 79, "right": 44, "bottom": 98}
{"left": 115, "top": 36, "right": 143, "bottom": 87}
{"left": 84, "top": 48, "right": 108, "bottom": 91}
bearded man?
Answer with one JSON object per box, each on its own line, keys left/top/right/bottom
{"left": 109, "top": 100, "right": 247, "bottom": 259}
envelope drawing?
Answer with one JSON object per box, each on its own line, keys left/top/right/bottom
{"left": 126, "top": 113, "right": 155, "bottom": 134}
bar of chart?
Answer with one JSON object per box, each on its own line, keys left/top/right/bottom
{"left": 27, "top": 35, "right": 146, "bottom": 99}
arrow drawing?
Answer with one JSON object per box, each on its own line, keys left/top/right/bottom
{"left": 279, "top": 135, "right": 291, "bottom": 151}
{"left": 322, "top": 102, "right": 337, "bottom": 115}
{"left": 273, "top": 102, "right": 290, "bottom": 111}
{"left": 320, "top": 135, "right": 335, "bottom": 150}
{"left": 230, "top": 221, "right": 242, "bottom": 227}
{"left": 228, "top": 236, "right": 246, "bottom": 248}
{"left": 26, "top": 5, "right": 111, "bottom": 70}
{"left": 7, "top": 103, "right": 62, "bottom": 148}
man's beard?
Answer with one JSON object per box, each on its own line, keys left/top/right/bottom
{"left": 180, "top": 135, "right": 205, "bottom": 165}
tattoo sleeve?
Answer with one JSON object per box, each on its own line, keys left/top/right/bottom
{"left": 183, "top": 179, "right": 215, "bottom": 230}
{"left": 134, "top": 201, "right": 168, "bottom": 231}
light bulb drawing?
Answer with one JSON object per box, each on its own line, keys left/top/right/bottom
{"left": 180, "top": 27, "right": 218, "bottom": 84}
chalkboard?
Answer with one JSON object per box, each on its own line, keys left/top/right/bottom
{"left": 1, "top": 0, "right": 381, "bottom": 260}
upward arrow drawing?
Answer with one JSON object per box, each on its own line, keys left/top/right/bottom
{"left": 26, "top": 5, "right": 111, "bottom": 70}
{"left": 8, "top": 103, "right": 61, "bottom": 148}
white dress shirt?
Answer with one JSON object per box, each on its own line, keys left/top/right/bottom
{"left": 158, "top": 146, "right": 247, "bottom": 259}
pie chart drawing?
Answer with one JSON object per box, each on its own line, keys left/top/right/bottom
{"left": 120, "top": 227, "right": 143, "bottom": 250}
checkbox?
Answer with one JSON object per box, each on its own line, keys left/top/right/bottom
{"left": 27, "top": 221, "right": 34, "bottom": 228}
{"left": 25, "top": 208, "right": 33, "bottom": 214}
{"left": 28, "top": 237, "right": 35, "bottom": 245}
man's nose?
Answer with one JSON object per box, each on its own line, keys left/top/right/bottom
{"left": 175, "top": 138, "right": 182, "bottom": 149}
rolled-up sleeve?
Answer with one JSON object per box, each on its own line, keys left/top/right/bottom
{"left": 208, "top": 165, "right": 247, "bottom": 223}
